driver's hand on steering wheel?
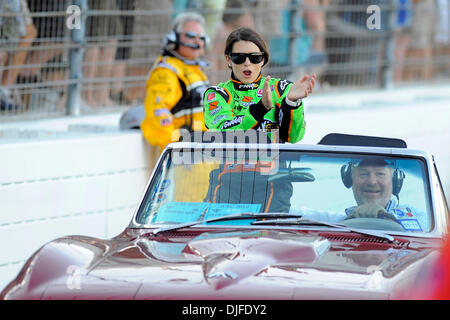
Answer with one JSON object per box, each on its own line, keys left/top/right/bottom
{"left": 346, "top": 203, "right": 398, "bottom": 222}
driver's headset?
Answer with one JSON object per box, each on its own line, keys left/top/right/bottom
{"left": 162, "top": 23, "right": 210, "bottom": 51}
{"left": 340, "top": 160, "right": 406, "bottom": 197}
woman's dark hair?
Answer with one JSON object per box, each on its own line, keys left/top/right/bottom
{"left": 224, "top": 27, "right": 270, "bottom": 67}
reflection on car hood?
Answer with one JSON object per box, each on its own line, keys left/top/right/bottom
{"left": 3, "top": 229, "right": 440, "bottom": 300}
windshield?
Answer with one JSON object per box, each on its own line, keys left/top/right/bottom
{"left": 135, "top": 146, "right": 433, "bottom": 234}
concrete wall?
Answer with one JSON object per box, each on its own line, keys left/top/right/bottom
{"left": 0, "top": 116, "right": 160, "bottom": 291}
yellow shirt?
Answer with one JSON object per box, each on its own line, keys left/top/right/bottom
{"left": 140, "top": 55, "right": 209, "bottom": 152}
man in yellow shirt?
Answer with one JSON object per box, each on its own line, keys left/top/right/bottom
{"left": 140, "top": 12, "right": 210, "bottom": 152}
{"left": 136, "top": 12, "right": 214, "bottom": 203}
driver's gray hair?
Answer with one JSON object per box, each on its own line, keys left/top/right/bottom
{"left": 172, "top": 12, "right": 205, "bottom": 33}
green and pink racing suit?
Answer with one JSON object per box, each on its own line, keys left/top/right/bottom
{"left": 203, "top": 73, "right": 306, "bottom": 143}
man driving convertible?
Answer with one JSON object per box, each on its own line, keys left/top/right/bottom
{"left": 298, "top": 157, "right": 428, "bottom": 232}
{"left": 341, "top": 157, "right": 428, "bottom": 231}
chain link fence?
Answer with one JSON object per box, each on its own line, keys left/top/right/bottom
{"left": 1, "top": 0, "right": 449, "bottom": 121}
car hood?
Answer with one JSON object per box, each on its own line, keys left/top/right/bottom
{"left": 3, "top": 229, "right": 440, "bottom": 299}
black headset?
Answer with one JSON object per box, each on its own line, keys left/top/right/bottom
{"left": 163, "top": 30, "right": 182, "bottom": 51}
{"left": 340, "top": 160, "right": 405, "bottom": 197}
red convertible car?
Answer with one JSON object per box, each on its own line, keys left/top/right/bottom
{"left": 1, "top": 133, "right": 448, "bottom": 300}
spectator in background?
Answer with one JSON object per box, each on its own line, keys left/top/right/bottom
{"left": 19, "top": 0, "right": 67, "bottom": 81}
{"left": 434, "top": 0, "right": 450, "bottom": 78}
{"left": 209, "top": 0, "right": 255, "bottom": 84}
{"left": 0, "top": 0, "right": 37, "bottom": 110}
{"left": 110, "top": 0, "right": 136, "bottom": 105}
{"left": 83, "top": 0, "right": 122, "bottom": 107}
{"left": 302, "top": 0, "right": 327, "bottom": 67}
{"left": 185, "top": 0, "right": 227, "bottom": 47}
{"left": 289, "top": 0, "right": 328, "bottom": 82}
{"left": 435, "top": 0, "right": 449, "bottom": 48}
{"left": 393, "top": 0, "right": 413, "bottom": 82}
{"left": 13, "top": 0, "right": 82, "bottom": 112}
{"left": 126, "top": 0, "right": 173, "bottom": 104}
{"left": 263, "top": 0, "right": 327, "bottom": 82}
{"left": 21, "top": 0, "right": 69, "bottom": 111}
{"left": 251, "top": 0, "right": 285, "bottom": 40}
{"left": 403, "top": 0, "right": 436, "bottom": 81}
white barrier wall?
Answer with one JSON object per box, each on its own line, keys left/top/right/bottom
{"left": 0, "top": 117, "right": 159, "bottom": 291}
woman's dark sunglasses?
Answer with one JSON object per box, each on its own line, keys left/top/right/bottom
{"left": 228, "top": 52, "right": 264, "bottom": 64}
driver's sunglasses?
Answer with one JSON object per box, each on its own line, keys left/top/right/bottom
{"left": 183, "top": 31, "right": 207, "bottom": 42}
{"left": 228, "top": 52, "right": 264, "bottom": 64}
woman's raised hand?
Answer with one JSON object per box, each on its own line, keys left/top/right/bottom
{"left": 287, "top": 73, "right": 317, "bottom": 102}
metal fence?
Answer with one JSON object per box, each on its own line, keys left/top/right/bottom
{"left": 1, "top": 0, "right": 449, "bottom": 121}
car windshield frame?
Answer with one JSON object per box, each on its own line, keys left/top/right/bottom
{"left": 129, "top": 142, "right": 445, "bottom": 238}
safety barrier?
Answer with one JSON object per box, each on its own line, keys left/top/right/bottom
{"left": 0, "top": 112, "right": 161, "bottom": 291}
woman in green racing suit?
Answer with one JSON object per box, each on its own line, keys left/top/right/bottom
{"left": 203, "top": 27, "right": 316, "bottom": 212}
{"left": 203, "top": 27, "right": 316, "bottom": 143}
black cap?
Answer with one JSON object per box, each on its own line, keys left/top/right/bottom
{"left": 355, "top": 158, "right": 393, "bottom": 167}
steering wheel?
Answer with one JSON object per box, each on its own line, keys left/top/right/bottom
{"left": 341, "top": 218, "right": 405, "bottom": 232}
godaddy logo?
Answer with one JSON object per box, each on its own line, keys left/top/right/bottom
{"left": 238, "top": 83, "right": 258, "bottom": 90}
{"left": 222, "top": 115, "right": 244, "bottom": 130}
